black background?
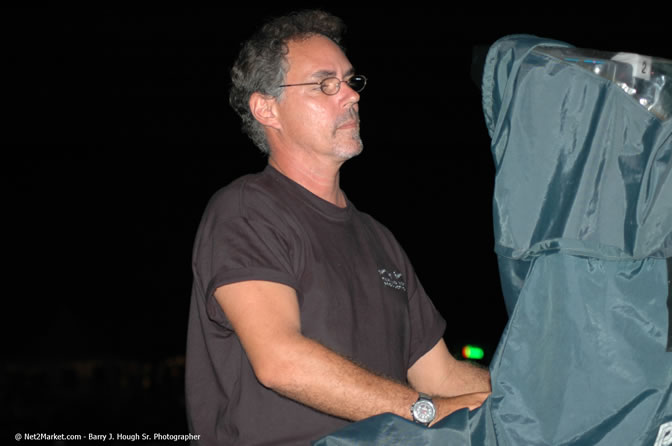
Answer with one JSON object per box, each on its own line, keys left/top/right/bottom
{"left": 4, "top": 7, "right": 670, "bottom": 440}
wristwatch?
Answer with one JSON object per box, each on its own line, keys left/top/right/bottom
{"left": 411, "top": 393, "right": 436, "bottom": 426}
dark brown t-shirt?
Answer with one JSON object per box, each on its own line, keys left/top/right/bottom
{"left": 186, "top": 166, "right": 446, "bottom": 445}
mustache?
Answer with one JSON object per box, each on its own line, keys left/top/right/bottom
{"left": 334, "top": 109, "right": 360, "bottom": 129}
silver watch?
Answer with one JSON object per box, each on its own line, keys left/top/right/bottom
{"left": 411, "top": 393, "right": 436, "bottom": 426}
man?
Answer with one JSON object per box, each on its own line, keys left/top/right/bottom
{"left": 186, "top": 10, "right": 490, "bottom": 445}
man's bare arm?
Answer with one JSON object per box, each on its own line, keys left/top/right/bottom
{"left": 408, "top": 338, "right": 491, "bottom": 397}
{"left": 215, "top": 280, "right": 486, "bottom": 422}
{"left": 408, "top": 338, "right": 491, "bottom": 425}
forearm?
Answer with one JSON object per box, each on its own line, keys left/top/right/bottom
{"left": 408, "top": 338, "right": 491, "bottom": 398}
{"left": 258, "top": 335, "right": 490, "bottom": 426}
{"left": 437, "top": 360, "right": 491, "bottom": 396}
{"left": 215, "top": 281, "right": 488, "bottom": 422}
{"left": 259, "top": 334, "right": 417, "bottom": 422}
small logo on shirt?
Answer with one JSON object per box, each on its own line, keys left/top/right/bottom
{"left": 378, "top": 268, "right": 406, "bottom": 292}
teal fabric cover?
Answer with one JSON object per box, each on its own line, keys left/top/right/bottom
{"left": 315, "top": 35, "right": 671, "bottom": 445}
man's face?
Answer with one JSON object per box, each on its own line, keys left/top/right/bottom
{"left": 273, "top": 35, "right": 363, "bottom": 162}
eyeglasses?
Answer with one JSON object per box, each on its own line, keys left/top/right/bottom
{"left": 279, "top": 75, "right": 367, "bottom": 96}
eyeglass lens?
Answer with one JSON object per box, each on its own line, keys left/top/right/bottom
{"left": 322, "top": 76, "right": 367, "bottom": 95}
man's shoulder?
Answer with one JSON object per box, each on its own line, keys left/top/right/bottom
{"left": 206, "top": 168, "right": 279, "bottom": 213}
{"left": 202, "top": 167, "right": 298, "bottom": 229}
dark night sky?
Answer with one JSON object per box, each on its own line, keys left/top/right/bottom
{"left": 4, "top": 7, "right": 671, "bottom": 365}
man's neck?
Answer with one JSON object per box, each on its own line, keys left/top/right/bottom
{"left": 268, "top": 154, "right": 346, "bottom": 208}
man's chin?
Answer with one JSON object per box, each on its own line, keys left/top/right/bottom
{"left": 334, "top": 139, "right": 363, "bottom": 161}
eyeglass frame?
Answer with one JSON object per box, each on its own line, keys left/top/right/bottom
{"left": 278, "top": 74, "right": 367, "bottom": 96}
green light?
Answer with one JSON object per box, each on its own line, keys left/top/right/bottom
{"left": 462, "top": 345, "right": 484, "bottom": 360}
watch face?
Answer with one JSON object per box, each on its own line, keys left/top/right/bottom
{"left": 412, "top": 400, "right": 436, "bottom": 423}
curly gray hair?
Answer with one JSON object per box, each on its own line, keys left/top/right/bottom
{"left": 229, "top": 10, "right": 346, "bottom": 154}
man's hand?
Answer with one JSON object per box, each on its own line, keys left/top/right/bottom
{"left": 431, "top": 392, "right": 490, "bottom": 426}
{"left": 408, "top": 337, "right": 491, "bottom": 426}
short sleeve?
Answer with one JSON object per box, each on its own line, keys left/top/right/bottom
{"left": 406, "top": 273, "right": 447, "bottom": 369}
{"left": 194, "top": 201, "right": 304, "bottom": 328}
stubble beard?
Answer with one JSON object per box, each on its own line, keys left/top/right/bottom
{"left": 333, "top": 112, "right": 363, "bottom": 161}
{"left": 333, "top": 132, "right": 363, "bottom": 161}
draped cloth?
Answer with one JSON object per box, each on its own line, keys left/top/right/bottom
{"left": 315, "top": 35, "right": 671, "bottom": 445}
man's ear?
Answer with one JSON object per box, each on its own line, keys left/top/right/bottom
{"left": 249, "top": 92, "right": 280, "bottom": 129}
